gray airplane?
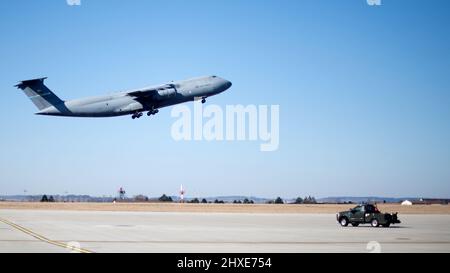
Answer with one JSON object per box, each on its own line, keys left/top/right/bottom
{"left": 15, "top": 76, "right": 232, "bottom": 119}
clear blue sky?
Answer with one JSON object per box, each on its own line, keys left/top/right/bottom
{"left": 1, "top": 0, "right": 449, "bottom": 198}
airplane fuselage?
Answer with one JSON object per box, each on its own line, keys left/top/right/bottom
{"left": 32, "top": 76, "right": 231, "bottom": 118}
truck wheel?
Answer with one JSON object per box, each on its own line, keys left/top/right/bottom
{"left": 371, "top": 219, "right": 379, "bottom": 227}
{"left": 340, "top": 217, "right": 349, "bottom": 227}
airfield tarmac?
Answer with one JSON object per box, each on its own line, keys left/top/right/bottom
{"left": 0, "top": 202, "right": 450, "bottom": 253}
{"left": 0, "top": 203, "right": 450, "bottom": 253}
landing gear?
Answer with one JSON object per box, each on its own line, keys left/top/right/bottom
{"left": 132, "top": 108, "right": 159, "bottom": 119}
{"left": 147, "top": 109, "right": 159, "bottom": 116}
{"left": 201, "top": 98, "right": 206, "bottom": 104}
{"left": 131, "top": 112, "right": 143, "bottom": 119}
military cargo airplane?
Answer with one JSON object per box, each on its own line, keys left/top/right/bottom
{"left": 15, "top": 76, "right": 232, "bottom": 119}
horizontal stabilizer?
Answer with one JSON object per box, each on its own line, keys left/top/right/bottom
{"left": 15, "top": 77, "right": 48, "bottom": 90}
{"left": 15, "top": 77, "right": 64, "bottom": 110}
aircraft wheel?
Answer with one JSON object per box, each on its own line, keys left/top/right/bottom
{"left": 147, "top": 110, "right": 159, "bottom": 116}
{"left": 202, "top": 98, "right": 206, "bottom": 104}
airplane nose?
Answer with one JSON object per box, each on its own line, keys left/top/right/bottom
{"left": 221, "top": 79, "right": 232, "bottom": 91}
{"left": 213, "top": 76, "right": 232, "bottom": 92}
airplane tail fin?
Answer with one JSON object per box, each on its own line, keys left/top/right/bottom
{"left": 15, "top": 77, "right": 64, "bottom": 110}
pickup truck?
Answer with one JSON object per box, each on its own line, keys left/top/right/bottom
{"left": 336, "top": 204, "right": 401, "bottom": 227}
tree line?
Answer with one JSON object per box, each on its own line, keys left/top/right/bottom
{"left": 40, "top": 195, "right": 55, "bottom": 202}
{"left": 157, "top": 194, "right": 317, "bottom": 204}
{"left": 38, "top": 193, "right": 318, "bottom": 204}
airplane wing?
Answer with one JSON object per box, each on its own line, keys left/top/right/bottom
{"left": 126, "top": 83, "right": 177, "bottom": 106}
{"left": 127, "top": 83, "right": 176, "bottom": 97}
{"left": 127, "top": 88, "right": 157, "bottom": 98}
{"left": 127, "top": 89, "right": 158, "bottom": 108}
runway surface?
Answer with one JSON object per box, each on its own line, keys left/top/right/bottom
{"left": 1, "top": 209, "right": 450, "bottom": 253}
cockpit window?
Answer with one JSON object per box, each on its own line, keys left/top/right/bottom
{"left": 211, "top": 75, "right": 217, "bottom": 78}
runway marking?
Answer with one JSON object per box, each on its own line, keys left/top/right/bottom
{"left": 0, "top": 217, "right": 93, "bottom": 253}
{"left": 58, "top": 240, "right": 450, "bottom": 245}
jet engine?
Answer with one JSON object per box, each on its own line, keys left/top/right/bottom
{"left": 155, "top": 88, "right": 176, "bottom": 99}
